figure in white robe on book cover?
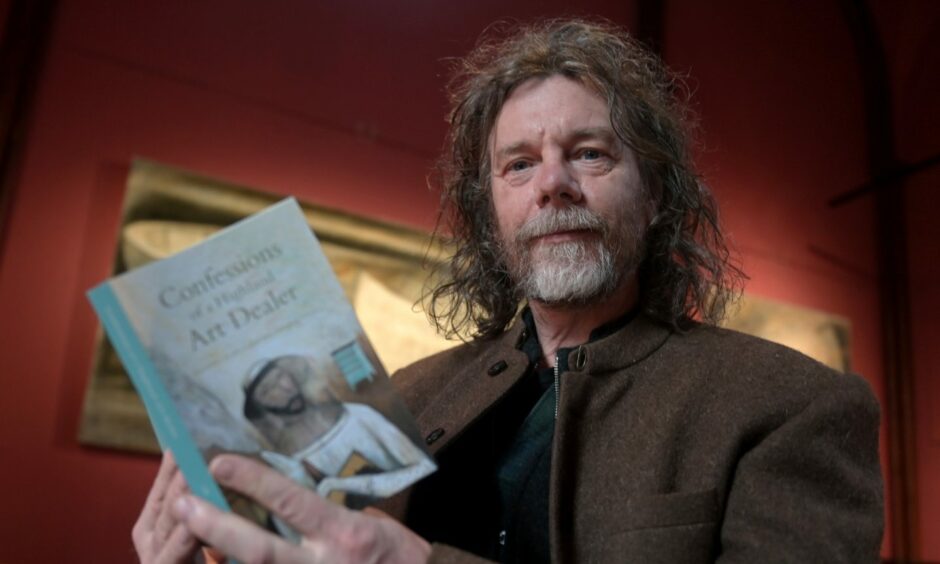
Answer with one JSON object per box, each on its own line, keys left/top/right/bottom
{"left": 241, "top": 351, "right": 435, "bottom": 509}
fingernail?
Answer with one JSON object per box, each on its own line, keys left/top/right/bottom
{"left": 174, "top": 495, "right": 193, "bottom": 520}
{"left": 211, "top": 457, "right": 234, "bottom": 481}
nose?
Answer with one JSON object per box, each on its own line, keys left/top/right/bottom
{"left": 535, "top": 156, "right": 582, "bottom": 207}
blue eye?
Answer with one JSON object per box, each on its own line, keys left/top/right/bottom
{"left": 580, "top": 149, "right": 601, "bottom": 160}
{"left": 508, "top": 160, "right": 531, "bottom": 172}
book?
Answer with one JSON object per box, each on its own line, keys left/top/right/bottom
{"left": 87, "top": 198, "right": 436, "bottom": 519}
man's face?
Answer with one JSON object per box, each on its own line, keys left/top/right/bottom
{"left": 488, "top": 75, "right": 651, "bottom": 305}
{"left": 254, "top": 363, "right": 305, "bottom": 415}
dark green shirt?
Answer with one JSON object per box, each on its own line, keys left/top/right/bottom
{"left": 492, "top": 309, "right": 556, "bottom": 563}
{"left": 492, "top": 307, "right": 638, "bottom": 563}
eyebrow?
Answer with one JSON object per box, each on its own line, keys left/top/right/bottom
{"left": 493, "top": 141, "right": 532, "bottom": 163}
{"left": 568, "top": 126, "right": 620, "bottom": 145}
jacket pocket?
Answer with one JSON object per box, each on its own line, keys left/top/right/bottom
{"left": 617, "top": 488, "right": 719, "bottom": 532}
{"left": 590, "top": 489, "right": 719, "bottom": 564}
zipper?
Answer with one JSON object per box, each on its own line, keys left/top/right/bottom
{"left": 553, "top": 352, "right": 560, "bottom": 419}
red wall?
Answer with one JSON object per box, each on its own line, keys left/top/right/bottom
{"left": 880, "top": 0, "right": 940, "bottom": 556}
{"left": 0, "top": 1, "right": 934, "bottom": 561}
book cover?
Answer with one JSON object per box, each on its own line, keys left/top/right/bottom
{"left": 87, "top": 198, "right": 436, "bottom": 518}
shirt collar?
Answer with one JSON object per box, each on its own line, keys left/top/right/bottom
{"left": 519, "top": 304, "right": 641, "bottom": 368}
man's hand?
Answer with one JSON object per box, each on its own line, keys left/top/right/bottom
{"left": 171, "top": 454, "right": 431, "bottom": 564}
{"left": 132, "top": 452, "right": 201, "bottom": 563}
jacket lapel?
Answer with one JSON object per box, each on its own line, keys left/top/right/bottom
{"left": 415, "top": 320, "right": 530, "bottom": 457}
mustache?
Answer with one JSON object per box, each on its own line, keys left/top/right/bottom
{"left": 515, "top": 207, "right": 609, "bottom": 243}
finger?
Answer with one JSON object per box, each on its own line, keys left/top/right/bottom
{"left": 210, "top": 454, "right": 344, "bottom": 536}
{"left": 200, "top": 546, "right": 227, "bottom": 564}
{"left": 153, "top": 522, "right": 199, "bottom": 564}
{"left": 174, "top": 494, "right": 308, "bottom": 564}
{"left": 139, "top": 452, "right": 178, "bottom": 532}
{"left": 154, "top": 470, "right": 189, "bottom": 550}
{"left": 361, "top": 507, "right": 395, "bottom": 521}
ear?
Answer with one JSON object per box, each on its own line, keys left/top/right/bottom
{"left": 642, "top": 175, "right": 663, "bottom": 229}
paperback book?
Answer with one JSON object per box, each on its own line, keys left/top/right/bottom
{"left": 88, "top": 198, "right": 436, "bottom": 523}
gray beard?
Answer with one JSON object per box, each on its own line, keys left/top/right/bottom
{"left": 503, "top": 206, "right": 636, "bottom": 306}
{"left": 520, "top": 238, "right": 618, "bottom": 305}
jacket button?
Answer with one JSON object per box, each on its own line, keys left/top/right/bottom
{"left": 572, "top": 346, "right": 587, "bottom": 369}
{"left": 425, "top": 428, "right": 445, "bottom": 445}
{"left": 487, "top": 360, "right": 508, "bottom": 376}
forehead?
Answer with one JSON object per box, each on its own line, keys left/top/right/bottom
{"left": 491, "top": 75, "right": 613, "bottom": 147}
{"left": 257, "top": 364, "right": 295, "bottom": 386}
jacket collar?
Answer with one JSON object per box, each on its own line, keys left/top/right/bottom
{"left": 561, "top": 312, "right": 673, "bottom": 375}
{"left": 416, "top": 310, "right": 673, "bottom": 456}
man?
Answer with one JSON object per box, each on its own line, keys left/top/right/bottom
{"left": 133, "top": 19, "right": 883, "bottom": 563}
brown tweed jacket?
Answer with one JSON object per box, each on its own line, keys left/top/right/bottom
{"left": 388, "top": 313, "right": 884, "bottom": 563}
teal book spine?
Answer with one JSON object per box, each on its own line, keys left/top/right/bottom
{"left": 88, "top": 283, "right": 231, "bottom": 510}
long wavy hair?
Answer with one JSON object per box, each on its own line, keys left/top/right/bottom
{"left": 427, "top": 19, "right": 744, "bottom": 340}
